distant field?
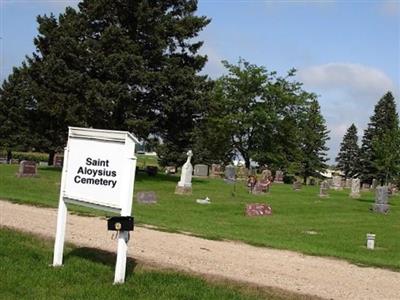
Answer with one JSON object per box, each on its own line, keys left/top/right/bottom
{"left": 0, "top": 164, "right": 399, "bottom": 270}
{"left": 0, "top": 228, "right": 294, "bottom": 300}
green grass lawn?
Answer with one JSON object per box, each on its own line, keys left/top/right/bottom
{"left": 1, "top": 228, "right": 301, "bottom": 300}
{"left": 0, "top": 164, "right": 399, "bottom": 270}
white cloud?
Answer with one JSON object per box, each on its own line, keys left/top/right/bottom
{"left": 297, "top": 63, "right": 399, "bottom": 162}
{"left": 298, "top": 63, "right": 395, "bottom": 99}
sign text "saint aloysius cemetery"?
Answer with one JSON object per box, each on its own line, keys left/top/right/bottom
{"left": 74, "top": 158, "right": 117, "bottom": 188}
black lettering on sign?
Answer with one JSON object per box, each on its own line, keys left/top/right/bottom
{"left": 74, "top": 157, "right": 117, "bottom": 188}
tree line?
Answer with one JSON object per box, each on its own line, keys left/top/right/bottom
{"left": 0, "top": 0, "right": 355, "bottom": 184}
{"left": 336, "top": 91, "right": 400, "bottom": 185}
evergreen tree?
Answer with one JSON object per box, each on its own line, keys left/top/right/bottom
{"left": 1, "top": 0, "right": 210, "bottom": 165}
{"left": 0, "top": 65, "right": 38, "bottom": 160}
{"left": 360, "top": 92, "right": 400, "bottom": 183}
{"left": 299, "top": 100, "right": 330, "bottom": 184}
{"left": 335, "top": 124, "right": 360, "bottom": 178}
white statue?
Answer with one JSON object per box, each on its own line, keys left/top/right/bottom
{"left": 178, "top": 150, "right": 193, "bottom": 188}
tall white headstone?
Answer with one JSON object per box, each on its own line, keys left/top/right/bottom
{"left": 175, "top": 150, "right": 193, "bottom": 194}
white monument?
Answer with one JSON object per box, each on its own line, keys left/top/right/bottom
{"left": 53, "top": 127, "right": 138, "bottom": 284}
{"left": 175, "top": 150, "right": 193, "bottom": 194}
{"left": 350, "top": 178, "right": 361, "bottom": 198}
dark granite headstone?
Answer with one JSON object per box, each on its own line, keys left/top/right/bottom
{"left": 146, "top": 166, "right": 158, "bottom": 176}
{"left": 17, "top": 160, "right": 38, "bottom": 177}
{"left": 137, "top": 191, "right": 157, "bottom": 204}
{"left": 245, "top": 203, "right": 272, "bottom": 216}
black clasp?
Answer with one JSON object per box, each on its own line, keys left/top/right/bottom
{"left": 107, "top": 216, "right": 134, "bottom": 231}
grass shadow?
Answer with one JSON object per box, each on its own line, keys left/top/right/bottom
{"left": 355, "top": 198, "right": 375, "bottom": 204}
{"left": 64, "top": 247, "right": 138, "bottom": 279}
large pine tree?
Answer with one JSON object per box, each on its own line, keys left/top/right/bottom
{"left": 299, "top": 100, "right": 330, "bottom": 184}
{"left": 1, "top": 0, "right": 210, "bottom": 165}
{"left": 335, "top": 124, "right": 360, "bottom": 178}
{"left": 360, "top": 92, "right": 400, "bottom": 184}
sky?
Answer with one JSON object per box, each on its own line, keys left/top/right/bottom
{"left": 1, "top": 0, "right": 399, "bottom": 162}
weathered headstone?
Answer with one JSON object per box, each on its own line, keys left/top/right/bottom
{"left": 0, "top": 156, "right": 7, "bottom": 164}
{"left": 236, "top": 166, "right": 248, "bottom": 180}
{"left": 16, "top": 160, "right": 38, "bottom": 177}
{"left": 245, "top": 203, "right": 272, "bottom": 217}
{"left": 175, "top": 150, "right": 193, "bottom": 195}
{"left": 247, "top": 175, "right": 257, "bottom": 193}
{"left": 371, "top": 179, "right": 378, "bottom": 191}
{"left": 373, "top": 186, "right": 389, "bottom": 214}
{"left": 136, "top": 191, "right": 157, "bottom": 204}
{"left": 309, "top": 178, "right": 316, "bottom": 186}
{"left": 350, "top": 178, "right": 360, "bottom": 198}
{"left": 345, "top": 178, "right": 352, "bottom": 189}
{"left": 327, "top": 178, "right": 333, "bottom": 188}
{"left": 293, "top": 181, "right": 302, "bottom": 191}
{"left": 53, "top": 154, "right": 64, "bottom": 168}
{"left": 331, "top": 176, "right": 343, "bottom": 190}
{"left": 274, "top": 170, "right": 284, "bottom": 184}
{"left": 165, "top": 166, "right": 176, "bottom": 174}
{"left": 193, "top": 164, "right": 209, "bottom": 177}
{"left": 210, "top": 164, "right": 223, "bottom": 178}
{"left": 362, "top": 183, "right": 371, "bottom": 191}
{"left": 319, "top": 180, "right": 329, "bottom": 197}
{"left": 261, "top": 169, "right": 272, "bottom": 181}
{"left": 224, "top": 165, "right": 236, "bottom": 184}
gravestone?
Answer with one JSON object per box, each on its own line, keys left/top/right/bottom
{"left": 17, "top": 160, "right": 38, "bottom": 177}
{"left": 245, "top": 203, "right": 272, "bottom": 217}
{"left": 309, "top": 178, "right": 316, "bottom": 186}
{"left": 331, "top": 176, "right": 343, "bottom": 190}
{"left": 53, "top": 154, "right": 64, "bottom": 168}
{"left": 327, "top": 178, "right": 333, "bottom": 188}
{"left": 274, "top": 170, "right": 284, "bottom": 184}
{"left": 224, "top": 165, "right": 236, "bottom": 184}
{"left": 175, "top": 150, "right": 193, "bottom": 195}
{"left": 236, "top": 166, "right": 248, "bottom": 180}
{"left": 293, "top": 181, "right": 302, "bottom": 191}
{"left": 146, "top": 166, "right": 158, "bottom": 176}
{"left": 210, "top": 164, "right": 223, "bottom": 178}
{"left": 247, "top": 175, "right": 257, "bottom": 193}
{"left": 136, "top": 191, "right": 157, "bottom": 204}
{"left": 261, "top": 169, "right": 272, "bottom": 181}
{"left": 165, "top": 166, "right": 176, "bottom": 174}
{"left": 319, "top": 181, "right": 329, "bottom": 197}
{"left": 350, "top": 178, "right": 360, "bottom": 198}
{"left": 371, "top": 179, "right": 378, "bottom": 190}
{"left": 254, "top": 180, "right": 270, "bottom": 194}
{"left": 345, "top": 178, "right": 352, "bottom": 189}
{"left": 194, "top": 164, "right": 209, "bottom": 177}
{"left": 362, "top": 183, "right": 371, "bottom": 191}
{"left": 373, "top": 186, "right": 389, "bottom": 214}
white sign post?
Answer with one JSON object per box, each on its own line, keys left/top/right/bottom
{"left": 53, "top": 127, "right": 138, "bottom": 284}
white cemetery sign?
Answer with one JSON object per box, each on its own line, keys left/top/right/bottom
{"left": 53, "top": 127, "right": 139, "bottom": 284}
